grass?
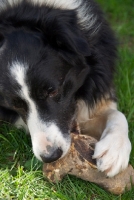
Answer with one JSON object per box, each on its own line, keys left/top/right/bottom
{"left": 0, "top": 0, "right": 134, "bottom": 199}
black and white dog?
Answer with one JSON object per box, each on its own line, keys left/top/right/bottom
{"left": 0, "top": 0, "right": 131, "bottom": 177}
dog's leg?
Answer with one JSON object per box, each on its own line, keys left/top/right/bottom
{"left": 93, "top": 108, "right": 131, "bottom": 177}
{"left": 77, "top": 100, "right": 131, "bottom": 177}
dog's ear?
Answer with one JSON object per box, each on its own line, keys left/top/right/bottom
{"left": 62, "top": 65, "right": 89, "bottom": 98}
{"left": 0, "top": 33, "right": 5, "bottom": 47}
{"left": 45, "top": 10, "right": 91, "bottom": 56}
{"left": 55, "top": 30, "right": 91, "bottom": 57}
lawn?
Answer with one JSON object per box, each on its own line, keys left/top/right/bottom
{"left": 0, "top": 0, "right": 134, "bottom": 199}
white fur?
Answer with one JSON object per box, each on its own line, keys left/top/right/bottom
{"left": 15, "top": 117, "right": 29, "bottom": 132}
{"left": 10, "top": 61, "right": 70, "bottom": 160}
{"left": 76, "top": 100, "right": 117, "bottom": 123}
{"left": 76, "top": 100, "right": 90, "bottom": 122}
{"left": 93, "top": 110, "right": 131, "bottom": 177}
{"left": 77, "top": 100, "right": 131, "bottom": 177}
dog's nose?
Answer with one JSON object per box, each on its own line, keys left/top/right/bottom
{"left": 40, "top": 148, "right": 63, "bottom": 163}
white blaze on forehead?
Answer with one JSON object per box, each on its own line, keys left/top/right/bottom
{"left": 10, "top": 61, "right": 70, "bottom": 160}
{"left": 11, "top": 62, "right": 28, "bottom": 94}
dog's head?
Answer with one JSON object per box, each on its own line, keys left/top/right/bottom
{"left": 0, "top": 7, "right": 90, "bottom": 162}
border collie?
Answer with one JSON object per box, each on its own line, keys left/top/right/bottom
{"left": 0, "top": 0, "right": 131, "bottom": 177}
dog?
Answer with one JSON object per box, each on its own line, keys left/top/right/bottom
{"left": 0, "top": 0, "right": 131, "bottom": 177}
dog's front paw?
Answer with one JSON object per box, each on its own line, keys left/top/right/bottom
{"left": 92, "top": 133, "right": 131, "bottom": 177}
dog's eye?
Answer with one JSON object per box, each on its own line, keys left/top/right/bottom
{"left": 49, "top": 90, "right": 58, "bottom": 98}
{"left": 48, "top": 88, "right": 58, "bottom": 98}
{"left": 37, "top": 88, "right": 58, "bottom": 100}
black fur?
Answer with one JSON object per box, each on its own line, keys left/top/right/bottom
{"left": 0, "top": 0, "right": 117, "bottom": 160}
{"left": 0, "top": 0, "right": 117, "bottom": 103}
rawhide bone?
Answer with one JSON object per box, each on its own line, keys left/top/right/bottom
{"left": 43, "top": 133, "right": 134, "bottom": 195}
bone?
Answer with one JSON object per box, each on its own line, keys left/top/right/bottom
{"left": 43, "top": 134, "right": 134, "bottom": 195}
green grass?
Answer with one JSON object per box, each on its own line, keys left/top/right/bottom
{"left": 0, "top": 0, "right": 134, "bottom": 199}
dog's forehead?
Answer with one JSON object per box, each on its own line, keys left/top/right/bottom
{"left": 5, "top": 29, "right": 69, "bottom": 71}
{"left": 0, "top": 29, "right": 45, "bottom": 73}
{"left": 9, "top": 59, "right": 64, "bottom": 95}
{"left": 0, "top": 29, "right": 73, "bottom": 96}
{"left": 2, "top": 29, "right": 67, "bottom": 81}
{"left": 6, "top": 29, "right": 42, "bottom": 46}
{"left": 5, "top": 29, "right": 44, "bottom": 61}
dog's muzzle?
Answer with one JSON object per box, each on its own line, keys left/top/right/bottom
{"left": 40, "top": 147, "right": 63, "bottom": 163}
